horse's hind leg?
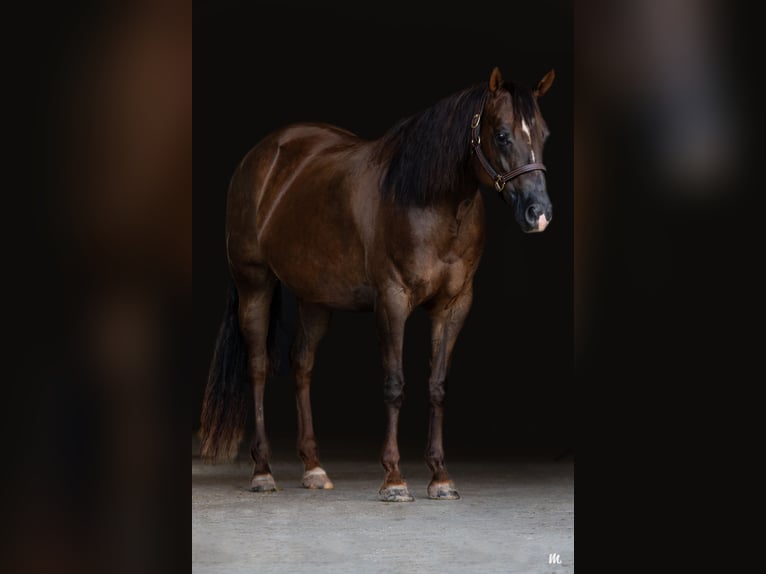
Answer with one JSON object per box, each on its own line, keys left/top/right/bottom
{"left": 235, "top": 266, "right": 278, "bottom": 492}
{"left": 292, "top": 301, "right": 334, "bottom": 489}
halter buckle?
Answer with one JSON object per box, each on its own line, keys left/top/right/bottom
{"left": 494, "top": 176, "right": 506, "bottom": 192}
{"left": 471, "top": 113, "right": 481, "bottom": 129}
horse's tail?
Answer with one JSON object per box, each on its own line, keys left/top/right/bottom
{"left": 199, "top": 282, "right": 248, "bottom": 461}
{"left": 199, "top": 280, "right": 285, "bottom": 461}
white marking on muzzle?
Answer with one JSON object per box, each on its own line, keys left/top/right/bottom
{"left": 537, "top": 214, "right": 549, "bottom": 231}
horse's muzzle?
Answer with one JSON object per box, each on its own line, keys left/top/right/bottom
{"left": 524, "top": 204, "right": 551, "bottom": 233}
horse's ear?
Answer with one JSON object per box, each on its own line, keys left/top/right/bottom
{"left": 535, "top": 69, "right": 555, "bottom": 98}
{"left": 489, "top": 67, "right": 503, "bottom": 94}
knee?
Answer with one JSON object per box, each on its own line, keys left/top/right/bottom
{"left": 428, "top": 378, "right": 446, "bottom": 406}
{"left": 383, "top": 374, "right": 405, "bottom": 405}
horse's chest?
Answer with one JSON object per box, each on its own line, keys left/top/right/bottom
{"left": 401, "top": 248, "right": 477, "bottom": 304}
{"left": 382, "top": 197, "right": 484, "bottom": 303}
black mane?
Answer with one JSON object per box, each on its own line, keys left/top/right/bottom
{"left": 380, "top": 84, "right": 485, "bottom": 207}
{"left": 379, "top": 80, "right": 537, "bottom": 206}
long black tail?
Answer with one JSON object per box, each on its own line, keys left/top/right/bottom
{"left": 199, "top": 283, "right": 248, "bottom": 460}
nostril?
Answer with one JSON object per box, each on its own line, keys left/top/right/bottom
{"left": 525, "top": 204, "right": 541, "bottom": 224}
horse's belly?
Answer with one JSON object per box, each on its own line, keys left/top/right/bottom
{"left": 265, "top": 238, "right": 374, "bottom": 311}
{"left": 282, "top": 272, "right": 375, "bottom": 311}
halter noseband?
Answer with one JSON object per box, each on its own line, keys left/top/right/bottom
{"left": 470, "top": 92, "right": 547, "bottom": 193}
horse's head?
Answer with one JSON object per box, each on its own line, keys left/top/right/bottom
{"left": 471, "top": 67, "right": 555, "bottom": 233}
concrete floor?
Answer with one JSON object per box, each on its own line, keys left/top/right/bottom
{"left": 192, "top": 441, "right": 574, "bottom": 573}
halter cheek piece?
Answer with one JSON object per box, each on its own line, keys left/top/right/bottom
{"left": 470, "top": 92, "right": 547, "bottom": 193}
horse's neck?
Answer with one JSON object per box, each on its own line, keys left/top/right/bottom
{"left": 428, "top": 177, "right": 482, "bottom": 213}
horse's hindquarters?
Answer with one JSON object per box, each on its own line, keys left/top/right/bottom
{"left": 232, "top": 126, "right": 378, "bottom": 310}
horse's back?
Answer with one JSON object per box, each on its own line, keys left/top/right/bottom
{"left": 229, "top": 124, "right": 358, "bottom": 221}
{"left": 227, "top": 123, "right": 379, "bottom": 309}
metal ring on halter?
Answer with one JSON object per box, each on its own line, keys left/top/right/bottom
{"left": 494, "top": 176, "right": 506, "bottom": 192}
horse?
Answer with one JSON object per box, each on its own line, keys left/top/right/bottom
{"left": 200, "top": 66, "right": 555, "bottom": 501}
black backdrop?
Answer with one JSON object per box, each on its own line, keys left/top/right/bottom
{"left": 195, "top": 2, "right": 573, "bottom": 457}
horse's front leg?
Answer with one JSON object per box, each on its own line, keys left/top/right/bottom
{"left": 376, "top": 289, "right": 414, "bottom": 502}
{"left": 425, "top": 286, "right": 473, "bottom": 500}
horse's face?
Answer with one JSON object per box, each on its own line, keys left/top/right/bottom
{"left": 478, "top": 68, "right": 555, "bottom": 233}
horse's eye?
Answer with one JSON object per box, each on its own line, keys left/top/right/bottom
{"left": 495, "top": 132, "right": 510, "bottom": 146}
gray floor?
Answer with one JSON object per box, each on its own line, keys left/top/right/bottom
{"left": 192, "top": 441, "right": 574, "bottom": 574}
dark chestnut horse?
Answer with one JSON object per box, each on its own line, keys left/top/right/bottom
{"left": 200, "top": 67, "right": 555, "bottom": 501}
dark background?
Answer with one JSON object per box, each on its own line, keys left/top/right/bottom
{"left": 194, "top": 2, "right": 574, "bottom": 457}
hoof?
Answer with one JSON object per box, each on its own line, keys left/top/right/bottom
{"left": 427, "top": 480, "right": 460, "bottom": 500}
{"left": 250, "top": 473, "right": 277, "bottom": 492}
{"left": 302, "top": 467, "right": 334, "bottom": 490}
{"left": 379, "top": 484, "right": 414, "bottom": 502}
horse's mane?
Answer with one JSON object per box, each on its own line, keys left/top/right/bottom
{"left": 380, "top": 80, "right": 538, "bottom": 206}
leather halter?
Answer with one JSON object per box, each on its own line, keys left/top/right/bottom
{"left": 470, "top": 92, "right": 547, "bottom": 192}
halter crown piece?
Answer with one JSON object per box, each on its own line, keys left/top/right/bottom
{"left": 470, "top": 92, "right": 547, "bottom": 192}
